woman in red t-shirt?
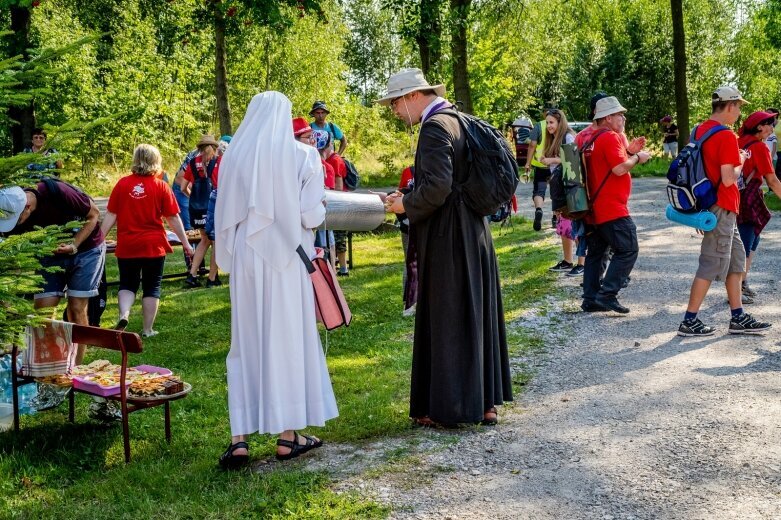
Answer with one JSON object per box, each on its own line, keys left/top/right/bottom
{"left": 736, "top": 111, "right": 781, "bottom": 301}
{"left": 101, "top": 144, "right": 193, "bottom": 337}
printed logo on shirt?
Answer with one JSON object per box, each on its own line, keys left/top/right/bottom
{"left": 131, "top": 183, "right": 147, "bottom": 199}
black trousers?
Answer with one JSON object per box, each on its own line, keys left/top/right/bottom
{"left": 583, "top": 216, "right": 638, "bottom": 302}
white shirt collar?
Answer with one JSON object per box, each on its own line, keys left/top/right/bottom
{"left": 421, "top": 96, "right": 447, "bottom": 123}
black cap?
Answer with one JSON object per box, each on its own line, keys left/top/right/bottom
{"left": 588, "top": 91, "right": 609, "bottom": 120}
{"left": 309, "top": 101, "right": 330, "bottom": 115}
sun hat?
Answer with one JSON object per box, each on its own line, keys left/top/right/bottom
{"left": 713, "top": 86, "right": 748, "bottom": 104}
{"left": 660, "top": 115, "right": 673, "bottom": 124}
{"left": 309, "top": 101, "right": 330, "bottom": 115}
{"left": 738, "top": 110, "right": 775, "bottom": 137}
{"left": 0, "top": 186, "right": 27, "bottom": 233}
{"left": 292, "top": 117, "right": 312, "bottom": 137}
{"left": 196, "top": 134, "right": 219, "bottom": 149}
{"left": 592, "top": 96, "right": 627, "bottom": 120}
{"left": 376, "top": 68, "right": 446, "bottom": 107}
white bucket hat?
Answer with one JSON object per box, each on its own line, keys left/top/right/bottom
{"left": 592, "top": 96, "right": 627, "bottom": 120}
{"left": 0, "top": 186, "right": 27, "bottom": 233}
{"left": 376, "top": 68, "right": 445, "bottom": 106}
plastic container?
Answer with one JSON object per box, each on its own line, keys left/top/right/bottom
{"left": 71, "top": 365, "right": 173, "bottom": 397}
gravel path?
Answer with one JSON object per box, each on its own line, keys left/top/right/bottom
{"left": 340, "top": 177, "right": 781, "bottom": 519}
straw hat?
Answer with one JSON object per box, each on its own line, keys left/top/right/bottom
{"left": 592, "top": 96, "right": 627, "bottom": 120}
{"left": 376, "top": 68, "right": 445, "bottom": 106}
{"left": 196, "top": 134, "right": 219, "bottom": 149}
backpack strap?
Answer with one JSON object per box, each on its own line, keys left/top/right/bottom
{"left": 581, "top": 130, "right": 613, "bottom": 206}
{"left": 741, "top": 139, "right": 767, "bottom": 185}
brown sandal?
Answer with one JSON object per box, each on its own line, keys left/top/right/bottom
{"left": 481, "top": 407, "right": 498, "bottom": 426}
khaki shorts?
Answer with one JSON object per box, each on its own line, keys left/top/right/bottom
{"left": 695, "top": 205, "right": 746, "bottom": 282}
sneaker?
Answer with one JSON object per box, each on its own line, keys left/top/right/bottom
{"left": 742, "top": 282, "right": 757, "bottom": 297}
{"left": 741, "top": 293, "right": 754, "bottom": 305}
{"left": 113, "top": 318, "right": 128, "bottom": 331}
{"left": 206, "top": 276, "right": 222, "bottom": 288}
{"left": 549, "top": 260, "right": 573, "bottom": 272}
{"left": 566, "top": 265, "right": 585, "bottom": 277}
{"left": 595, "top": 297, "right": 630, "bottom": 314}
{"left": 729, "top": 313, "right": 772, "bottom": 335}
{"left": 581, "top": 300, "right": 608, "bottom": 313}
{"left": 184, "top": 274, "right": 201, "bottom": 288}
{"left": 337, "top": 270, "right": 349, "bottom": 277}
{"left": 533, "top": 208, "right": 543, "bottom": 231}
{"left": 677, "top": 318, "right": 715, "bottom": 337}
{"left": 142, "top": 330, "right": 159, "bottom": 338}
{"left": 551, "top": 214, "right": 558, "bottom": 229}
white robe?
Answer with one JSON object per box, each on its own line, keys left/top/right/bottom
{"left": 224, "top": 143, "right": 338, "bottom": 436}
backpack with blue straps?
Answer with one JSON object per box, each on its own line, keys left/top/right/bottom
{"left": 666, "top": 124, "right": 729, "bottom": 212}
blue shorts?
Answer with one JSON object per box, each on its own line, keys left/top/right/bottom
{"left": 204, "top": 189, "right": 217, "bottom": 241}
{"left": 36, "top": 242, "right": 106, "bottom": 300}
{"left": 315, "top": 230, "right": 335, "bottom": 248}
{"left": 737, "top": 222, "right": 761, "bottom": 257}
{"left": 172, "top": 182, "right": 191, "bottom": 231}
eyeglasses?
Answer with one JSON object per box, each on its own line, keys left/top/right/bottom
{"left": 32, "top": 135, "right": 45, "bottom": 140}
{"left": 390, "top": 95, "right": 405, "bottom": 109}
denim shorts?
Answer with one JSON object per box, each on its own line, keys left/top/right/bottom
{"left": 204, "top": 189, "right": 218, "bottom": 241}
{"left": 36, "top": 242, "right": 106, "bottom": 299}
{"left": 172, "top": 182, "right": 191, "bottom": 231}
{"left": 315, "top": 229, "right": 335, "bottom": 248}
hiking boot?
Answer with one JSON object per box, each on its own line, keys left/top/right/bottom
{"left": 549, "top": 260, "right": 573, "bottom": 272}
{"left": 595, "top": 297, "right": 630, "bottom": 314}
{"left": 677, "top": 318, "right": 715, "bottom": 337}
{"left": 581, "top": 300, "right": 608, "bottom": 313}
{"left": 566, "top": 265, "right": 585, "bottom": 277}
{"left": 184, "top": 274, "right": 201, "bottom": 288}
{"left": 741, "top": 293, "right": 754, "bottom": 305}
{"left": 742, "top": 282, "right": 756, "bottom": 297}
{"left": 206, "top": 276, "right": 222, "bottom": 288}
{"left": 533, "top": 208, "right": 543, "bottom": 231}
{"left": 728, "top": 313, "right": 772, "bottom": 335}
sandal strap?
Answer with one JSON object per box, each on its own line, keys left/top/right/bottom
{"left": 231, "top": 441, "right": 249, "bottom": 451}
{"left": 276, "top": 438, "right": 296, "bottom": 449}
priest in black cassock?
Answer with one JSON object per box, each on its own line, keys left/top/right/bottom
{"left": 379, "top": 69, "right": 513, "bottom": 427}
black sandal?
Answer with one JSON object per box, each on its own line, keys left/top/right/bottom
{"left": 218, "top": 441, "right": 249, "bottom": 470}
{"left": 275, "top": 432, "right": 323, "bottom": 461}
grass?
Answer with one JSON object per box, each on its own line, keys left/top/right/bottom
{"left": 0, "top": 217, "right": 556, "bottom": 519}
{"left": 765, "top": 191, "right": 781, "bottom": 212}
{"left": 632, "top": 157, "right": 671, "bottom": 177}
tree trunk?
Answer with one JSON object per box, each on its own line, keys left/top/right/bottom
{"left": 416, "top": 0, "right": 442, "bottom": 78}
{"left": 671, "top": 0, "right": 689, "bottom": 146}
{"left": 214, "top": 8, "right": 232, "bottom": 136}
{"left": 9, "top": 6, "right": 36, "bottom": 153}
{"left": 449, "top": 0, "right": 473, "bottom": 114}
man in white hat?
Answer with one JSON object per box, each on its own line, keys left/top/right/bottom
{"left": 580, "top": 96, "right": 650, "bottom": 315}
{"left": 380, "top": 68, "right": 512, "bottom": 427}
{"left": 678, "top": 86, "right": 772, "bottom": 337}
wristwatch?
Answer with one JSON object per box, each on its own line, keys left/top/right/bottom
{"left": 69, "top": 243, "right": 78, "bottom": 255}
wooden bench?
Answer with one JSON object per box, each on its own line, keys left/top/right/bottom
{"left": 11, "top": 323, "right": 189, "bottom": 463}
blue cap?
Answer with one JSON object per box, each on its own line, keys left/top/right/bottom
{"left": 219, "top": 135, "right": 232, "bottom": 143}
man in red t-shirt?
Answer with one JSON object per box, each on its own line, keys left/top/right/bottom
{"left": 678, "top": 87, "right": 771, "bottom": 336}
{"left": 580, "top": 96, "right": 650, "bottom": 314}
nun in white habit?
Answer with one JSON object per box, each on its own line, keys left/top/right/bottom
{"left": 214, "top": 91, "right": 338, "bottom": 469}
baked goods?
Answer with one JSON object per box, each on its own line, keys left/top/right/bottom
{"left": 35, "top": 374, "right": 73, "bottom": 387}
{"left": 128, "top": 375, "right": 184, "bottom": 397}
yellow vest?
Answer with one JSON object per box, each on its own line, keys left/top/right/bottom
{"left": 530, "top": 120, "right": 547, "bottom": 168}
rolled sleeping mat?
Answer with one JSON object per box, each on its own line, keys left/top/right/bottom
{"left": 319, "top": 191, "right": 386, "bottom": 232}
{"left": 665, "top": 204, "right": 717, "bottom": 232}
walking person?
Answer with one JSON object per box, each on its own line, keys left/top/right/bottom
{"left": 100, "top": 144, "right": 193, "bottom": 337}
{"left": 524, "top": 106, "right": 557, "bottom": 231}
{"left": 660, "top": 116, "right": 679, "bottom": 159}
{"left": 678, "top": 87, "right": 771, "bottom": 336}
{"left": 735, "top": 111, "right": 781, "bottom": 302}
{"left": 380, "top": 68, "right": 512, "bottom": 427}
{"left": 580, "top": 96, "right": 650, "bottom": 314}
{"left": 214, "top": 91, "right": 337, "bottom": 469}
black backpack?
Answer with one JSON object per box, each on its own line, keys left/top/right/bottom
{"left": 446, "top": 110, "right": 520, "bottom": 216}
{"left": 188, "top": 156, "right": 217, "bottom": 213}
{"left": 342, "top": 158, "right": 360, "bottom": 191}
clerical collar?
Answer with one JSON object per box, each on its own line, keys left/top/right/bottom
{"left": 421, "top": 97, "right": 450, "bottom": 123}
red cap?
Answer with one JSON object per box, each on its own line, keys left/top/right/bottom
{"left": 292, "top": 117, "right": 311, "bottom": 137}
{"left": 739, "top": 111, "right": 775, "bottom": 136}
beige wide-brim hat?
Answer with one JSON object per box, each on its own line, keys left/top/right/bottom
{"left": 197, "top": 134, "right": 219, "bottom": 149}
{"left": 592, "top": 96, "right": 627, "bottom": 120}
{"left": 376, "top": 68, "right": 446, "bottom": 106}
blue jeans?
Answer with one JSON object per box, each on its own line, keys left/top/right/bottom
{"left": 737, "top": 222, "right": 761, "bottom": 257}
{"left": 37, "top": 243, "right": 106, "bottom": 299}
{"left": 572, "top": 219, "right": 587, "bottom": 257}
{"left": 173, "top": 182, "right": 192, "bottom": 231}
{"left": 205, "top": 189, "right": 217, "bottom": 241}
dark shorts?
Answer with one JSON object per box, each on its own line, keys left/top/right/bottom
{"left": 334, "top": 230, "right": 348, "bottom": 253}
{"left": 737, "top": 223, "right": 761, "bottom": 257}
{"left": 37, "top": 243, "right": 106, "bottom": 300}
{"left": 204, "top": 189, "right": 218, "bottom": 241}
{"left": 117, "top": 256, "right": 166, "bottom": 299}
{"left": 189, "top": 208, "right": 207, "bottom": 230}
{"left": 531, "top": 166, "right": 550, "bottom": 199}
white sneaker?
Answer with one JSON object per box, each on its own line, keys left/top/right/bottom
{"left": 402, "top": 303, "right": 417, "bottom": 317}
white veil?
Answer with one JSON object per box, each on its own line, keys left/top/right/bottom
{"left": 214, "top": 91, "right": 300, "bottom": 272}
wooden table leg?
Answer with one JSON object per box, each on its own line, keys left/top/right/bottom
{"left": 164, "top": 401, "right": 171, "bottom": 443}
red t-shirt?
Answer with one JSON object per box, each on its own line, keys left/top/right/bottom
{"left": 325, "top": 153, "right": 347, "bottom": 191}
{"left": 107, "top": 174, "right": 180, "bottom": 259}
{"left": 399, "top": 166, "right": 414, "bottom": 190}
{"left": 322, "top": 160, "right": 335, "bottom": 190}
{"left": 183, "top": 154, "right": 220, "bottom": 189}
{"left": 583, "top": 130, "right": 631, "bottom": 225}
{"left": 695, "top": 119, "right": 741, "bottom": 213}
{"left": 737, "top": 134, "right": 774, "bottom": 182}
